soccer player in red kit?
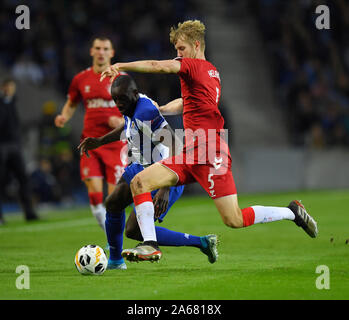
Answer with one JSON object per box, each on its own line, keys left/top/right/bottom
{"left": 101, "top": 20, "right": 318, "bottom": 262}
{"left": 55, "top": 37, "right": 127, "bottom": 233}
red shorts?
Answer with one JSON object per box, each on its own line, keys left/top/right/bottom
{"left": 80, "top": 141, "right": 128, "bottom": 185}
{"left": 160, "top": 141, "right": 237, "bottom": 199}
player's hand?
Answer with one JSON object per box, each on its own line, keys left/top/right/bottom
{"left": 54, "top": 114, "right": 66, "bottom": 128}
{"left": 153, "top": 187, "right": 170, "bottom": 219}
{"left": 100, "top": 64, "right": 119, "bottom": 83}
{"left": 77, "top": 137, "right": 102, "bottom": 157}
{"left": 108, "top": 116, "right": 123, "bottom": 129}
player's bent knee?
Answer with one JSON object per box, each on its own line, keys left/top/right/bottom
{"left": 104, "top": 194, "right": 121, "bottom": 213}
{"left": 104, "top": 194, "right": 112, "bottom": 212}
{"left": 221, "top": 210, "right": 244, "bottom": 228}
{"left": 223, "top": 217, "right": 243, "bottom": 228}
{"left": 130, "top": 174, "right": 147, "bottom": 195}
{"left": 215, "top": 196, "right": 244, "bottom": 228}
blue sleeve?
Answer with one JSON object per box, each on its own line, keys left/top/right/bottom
{"left": 150, "top": 108, "right": 167, "bottom": 132}
{"left": 136, "top": 98, "right": 167, "bottom": 132}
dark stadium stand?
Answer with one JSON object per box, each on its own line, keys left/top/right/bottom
{"left": 0, "top": 0, "right": 200, "bottom": 104}
{"left": 251, "top": 0, "right": 349, "bottom": 148}
{"left": 0, "top": 0, "right": 201, "bottom": 206}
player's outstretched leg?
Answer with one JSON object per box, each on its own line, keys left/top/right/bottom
{"left": 124, "top": 229, "right": 219, "bottom": 263}
{"left": 288, "top": 200, "right": 318, "bottom": 238}
{"left": 215, "top": 194, "right": 318, "bottom": 238}
{"left": 154, "top": 228, "right": 219, "bottom": 263}
{"left": 126, "top": 211, "right": 219, "bottom": 263}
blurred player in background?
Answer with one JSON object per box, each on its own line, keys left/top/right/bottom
{"left": 55, "top": 37, "right": 127, "bottom": 233}
{"left": 0, "top": 78, "right": 39, "bottom": 224}
{"left": 101, "top": 20, "right": 318, "bottom": 262}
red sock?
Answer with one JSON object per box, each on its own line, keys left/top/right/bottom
{"left": 133, "top": 192, "right": 156, "bottom": 242}
{"left": 88, "top": 192, "right": 104, "bottom": 206}
{"left": 242, "top": 207, "right": 255, "bottom": 227}
{"left": 133, "top": 192, "right": 152, "bottom": 206}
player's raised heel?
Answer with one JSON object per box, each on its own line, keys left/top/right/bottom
{"left": 288, "top": 200, "right": 318, "bottom": 238}
{"left": 121, "top": 241, "right": 162, "bottom": 262}
{"left": 200, "top": 234, "right": 219, "bottom": 264}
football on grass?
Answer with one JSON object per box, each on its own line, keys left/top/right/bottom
{"left": 75, "top": 245, "right": 108, "bottom": 275}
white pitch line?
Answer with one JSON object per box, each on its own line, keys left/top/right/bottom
{"left": 0, "top": 217, "right": 95, "bottom": 233}
{"left": 0, "top": 202, "right": 212, "bottom": 234}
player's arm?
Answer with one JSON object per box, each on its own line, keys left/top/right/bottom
{"left": 54, "top": 99, "right": 78, "bottom": 128}
{"left": 101, "top": 60, "right": 181, "bottom": 82}
{"left": 108, "top": 115, "right": 124, "bottom": 129}
{"left": 77, "top": 118, "right": 125, "bottom": 157}
{"left": 116, "top": 60, "right": 181, "bottom": 74}
{"left": 159, "top": 98, "right": 183, "bottom": 115}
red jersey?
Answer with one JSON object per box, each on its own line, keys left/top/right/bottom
{"left": 68, "top": 67, "right": 127, "bottom": 141}
{"left": 177, "top": 58, "right": 224, "bottom": 134}
{"left": 160, "top": 58, "right": 235, "bottom": 199}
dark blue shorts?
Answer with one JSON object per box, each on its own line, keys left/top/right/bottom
{"left": 122, "top": 163, "right": 184, "bottom": 222}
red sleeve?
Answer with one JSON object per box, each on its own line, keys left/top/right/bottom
{"left": 176, "top": 58, "right": 193, "bottom": 79}
{"left": 67, "top": 75, "right": 81, "bottom": 103}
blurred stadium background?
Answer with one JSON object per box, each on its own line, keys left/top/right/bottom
{"left": 1, "top": 0, "right": 349, "bottom": 215}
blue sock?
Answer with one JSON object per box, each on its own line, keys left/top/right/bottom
{"left": 105, "top": 210, "right": 125, "bottom": 262}
{"left": 155, "top": 226, "right": 202, "bottom": 247}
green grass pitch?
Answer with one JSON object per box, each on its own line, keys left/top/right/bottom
{"left": 1, "top": 190, "right": 349, "bottom": 300}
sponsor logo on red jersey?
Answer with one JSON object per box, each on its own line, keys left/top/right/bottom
{"left": 86, "top": 98, "right": 116, "bottom": 109}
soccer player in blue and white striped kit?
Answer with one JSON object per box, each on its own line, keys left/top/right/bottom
{"left": 78, "top": 74, "right": 218, "bottom": 269}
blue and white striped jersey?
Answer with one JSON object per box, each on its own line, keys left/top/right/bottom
{"left": 123, "top": 93, "right": 169, "bottom": 166}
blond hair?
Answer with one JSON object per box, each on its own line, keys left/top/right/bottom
{"left": 169, "top": 20, "right": 206, "bottom": 51}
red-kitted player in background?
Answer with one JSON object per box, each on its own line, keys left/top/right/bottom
{"left": 55, "top": 37, "right": 127, "bottom": 233}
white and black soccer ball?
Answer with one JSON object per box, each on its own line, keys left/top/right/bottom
{"left": 74, "top": 244, "right": 108, "bottom": 275}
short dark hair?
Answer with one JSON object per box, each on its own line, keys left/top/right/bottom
{"left": 90, "top": 36, "right": 114, "bottom": 49}
{"left": 111, "top": 75, "right": 138, "bottom": 91}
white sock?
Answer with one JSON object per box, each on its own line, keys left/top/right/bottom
{"left": 90, "top": 203, "right": 107, "bottom": 232}
{"left": 252, "top": 205, "right": 295, "bottom": 224}
{"left": 135, "top": 201, "right": 157, "bottom": 242}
